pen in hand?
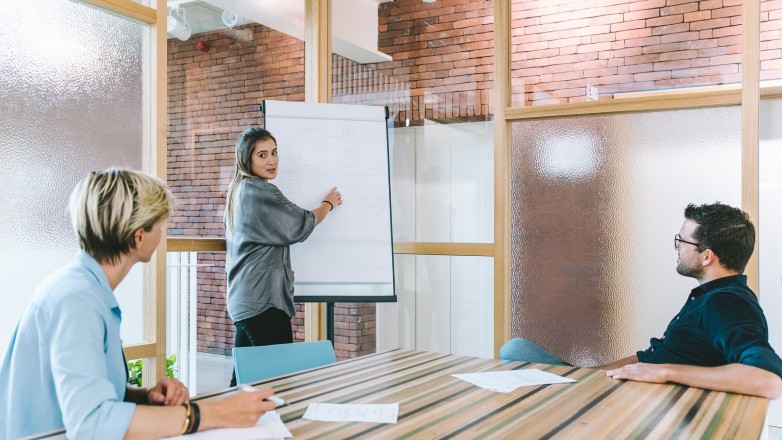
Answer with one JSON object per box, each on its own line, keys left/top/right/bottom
{"left": 238, "top": 384, "right": 286, "bottom": 407}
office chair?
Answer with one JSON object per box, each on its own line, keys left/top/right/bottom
{"left": 232, "top": 340, "right": 337, "bottom": 384}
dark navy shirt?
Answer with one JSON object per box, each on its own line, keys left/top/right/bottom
{"left": 637, "top": 275, "right": 782, "bottom": 378}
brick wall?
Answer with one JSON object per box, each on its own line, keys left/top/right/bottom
{"left": 511, "top": 0, "right": 782, "bottom": 105}
{"left": 346, "top": 0, "right": 782, "bottom": 111}
{"left": 333, "top": 0, "right": 496, "bottom": 126}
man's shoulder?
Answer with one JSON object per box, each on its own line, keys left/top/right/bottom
{"left": 701, "top": 285, "right": 764, "bottom": 327}
{"left": 701, "top": 275, "right": 754, "bottom": 300}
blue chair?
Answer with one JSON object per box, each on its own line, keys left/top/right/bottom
{"left": 232, "top": 340, "right": 337, "bottom": 384}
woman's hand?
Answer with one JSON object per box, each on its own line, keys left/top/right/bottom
{"left": 314, "top": 187, "right": 343, "bottom": 224}
{"left": 146, "top": 377, "right": 190, "bottom": 406}
{"left": 323, "top": 187, "right": 342, "bottom": 209}
{"left": 199, "top": 387, "right": 278, "bottom": 430}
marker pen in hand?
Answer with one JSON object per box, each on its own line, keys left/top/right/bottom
{"left": 238, "top": 384, "right": 286, "bottom": 407}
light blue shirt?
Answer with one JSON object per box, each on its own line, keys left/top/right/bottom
{"left": 0, "top": 252, "right": 135, "bottom": 440}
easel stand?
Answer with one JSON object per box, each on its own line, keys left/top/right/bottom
{"left": 326, "top": 302, "right": 335, "bottom": 344}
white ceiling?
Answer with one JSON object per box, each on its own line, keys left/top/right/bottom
{"left": 168, "top": 0, "right": 392, "bottom": 64}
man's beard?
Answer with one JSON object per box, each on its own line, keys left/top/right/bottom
{"left": 676, "top": 260, "right": 703, "bottom": 278}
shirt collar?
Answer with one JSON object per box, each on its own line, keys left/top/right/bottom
{"left": 76, "top": 251, "right": 121, "bottom": 312}
{"left": 690, "top": 274, "right": 747, "bottom": 298}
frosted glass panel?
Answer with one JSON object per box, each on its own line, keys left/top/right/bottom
{"left": 760, "top": 98, "right": 782, "bottom": 426}
{"left": 377, "top": 255, "right": 493, "bottom": 359}
{"left": 511, "top": 107, "right": 741, "bottom": 366}
{"left": 0, "top": 1, "right": 147, "bottom": 353}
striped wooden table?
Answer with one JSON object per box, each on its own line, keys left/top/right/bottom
{"left": 196, "top": 349, "right": 769, "bottom": 439}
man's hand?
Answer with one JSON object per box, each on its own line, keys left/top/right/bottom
{"left": 146, "top": 377, "right": 190, "bottom": 406}
{"left": 606, "top": 362, "right": 782, "bottom": 399}
{"left": 606, "top": 362, "right": 670, "bottom": 384}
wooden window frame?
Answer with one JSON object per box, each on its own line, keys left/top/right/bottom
{"left": 84, "top": 0, "right": 167, "bottom": 383}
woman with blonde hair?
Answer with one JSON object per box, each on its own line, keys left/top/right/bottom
{"left": 225, "top": 128, "right": 342, "bottom": 386}
{"left": 0, "top": 169, "right": 276, "bottom": 439}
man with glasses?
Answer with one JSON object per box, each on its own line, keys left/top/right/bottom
{"left": 501, "top": 202, "right": 782, "bottom": 399}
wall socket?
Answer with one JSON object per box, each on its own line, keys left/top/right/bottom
{"left": 586, "top": 83, "right": 599, "bottom": 101}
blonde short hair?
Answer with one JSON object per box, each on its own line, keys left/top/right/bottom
{"left": 69, "top": 168, "right": 174, "bottom": 263}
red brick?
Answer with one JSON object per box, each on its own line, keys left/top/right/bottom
{"left": 616, "top": 28, "right": 653, "bottom": 40}
{"left": 712, "top": 5, "right": 742, "bottom": 18}
{"left": 699, "top": 0, "right": 724, "bottom": 10}
{"left": 647, "top": 15, "right": 685, "bottom": 27}
{"left": 684, "top": 10, "right": 712, "bottom": 22}
{"left": 610, "top": 19, "right": 647, "bottom": 32}
{"left": 689, "top": 17, "right": 731, "bottom": 30}
{"left": 660, "top": 4, "right": 698, "bottom": 16}
{"left": 624, "top": 9, "right": 660, "bottom": 21}
{"left": 660, "top": 31, "right": 701, "bottom": 43}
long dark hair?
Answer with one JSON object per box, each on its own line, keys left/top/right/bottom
{"left": 225, "top": 128, "right": 277, "bottom": 233}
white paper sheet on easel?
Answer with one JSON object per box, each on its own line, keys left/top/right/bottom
{"left": 303, "top": 403, "right": 399, "bottom": 424}
{"left": 452, "top": 369, "right": 576, "bottom": 393}
{"left": 170, "top": 411, "right": 292, "bottom": 439}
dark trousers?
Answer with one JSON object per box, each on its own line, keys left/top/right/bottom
{"left": 229, "top": 307, "right": 293, "bottom": 387}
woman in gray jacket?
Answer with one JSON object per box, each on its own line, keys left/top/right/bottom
{"left": 225, "top": 127, "right": 341, "bottom": 386}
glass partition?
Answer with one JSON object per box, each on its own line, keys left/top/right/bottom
{"left": 510, "top": 0, "right": 744, "bottom": 106}
{"left": 377, "top": 255, "right": 494, "bottom": 359}
{"left": 332, "top": 0, "right": 495, "bottom": 359}
{"left": 510, "top": 106, "right": 741, "bottom": 366}
{"left": 0, "top": 0, "right": 148, "bottom": 353}
{"left": 334, "top": 0, "right": 495, "bottom": 244}
{"left": 165, "top": 2, "right": 308, "bottom": 363}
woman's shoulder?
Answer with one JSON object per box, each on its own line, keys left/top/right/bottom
{"left": 241, "top": 178, "right": 286, "bottom": 200}
{"left": 30, "top": 265, "right": 107, "bottom": 320}
{"left": 242, "top": 177, "right": 278, "bottom": 192}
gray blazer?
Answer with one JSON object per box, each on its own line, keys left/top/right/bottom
{"left": 225, "top": 178, "right": 316, "bottom": 321}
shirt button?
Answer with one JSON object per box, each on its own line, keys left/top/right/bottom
{"left": 651, "top": 348, "right": 655, "bottom": 351}
{"left": 690, "top": 296, "right": 695, "bottom": 301}
{"left": 676, "top": 316, "right": 680, "bottom": 320}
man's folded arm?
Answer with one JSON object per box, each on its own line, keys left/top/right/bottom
{"left": 607, "top": 362, "right": 782, "bottom": 399}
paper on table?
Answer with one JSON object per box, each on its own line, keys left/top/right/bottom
{"left": 303, "top": 403, "right": 399, "bottom": 424}
{"left": 452, "top": 369, "right": 576, "bottom": 393}
{"left": 169, "top": 410, "right": 292, "bottom": 439}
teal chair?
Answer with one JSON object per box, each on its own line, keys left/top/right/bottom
{"left": 232, "top": 340, "right": 337, "bottom": 384}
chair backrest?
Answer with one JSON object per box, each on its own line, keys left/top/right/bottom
{"left": 232, "top": 340, "right": 337, "bottom": 384}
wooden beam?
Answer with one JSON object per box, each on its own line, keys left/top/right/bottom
{"left": 304, "top": 0, "right": 332, "bottom": 341}
{"left": 494, "top": 0, "right": 511, "bottom": 358}
{"left": 82, "top": 0, "right": 156, "bottom": 24}
{"left": 742, "top": 0, "right": 760, "bottom": 293}
{"left": 505, "top": 89, "right": 741, "bottom": 121}
{"left": 150, "top": 0, "right": 169, "bottom": 384}
{"left": 167, "top": 237, "right": 227, "bottom": 252}
{"left": 393, "top": 243, "right": 493, "bottom": 257}
{"left": 124, "top": 342, "right": 157, "bottom": 361}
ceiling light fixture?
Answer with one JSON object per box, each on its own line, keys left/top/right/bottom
{"left": 167, "top": 7, "right": 191, "bottom": 41}
{"left": 222, "top": 10, "right": 238, "bottom": 29}
{"left": 422, "top": 0, "right": 437, "bottom": 3}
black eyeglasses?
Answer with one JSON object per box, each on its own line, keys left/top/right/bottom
{"left": 674, "top": 234, "right": 702, "bottom": 249}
